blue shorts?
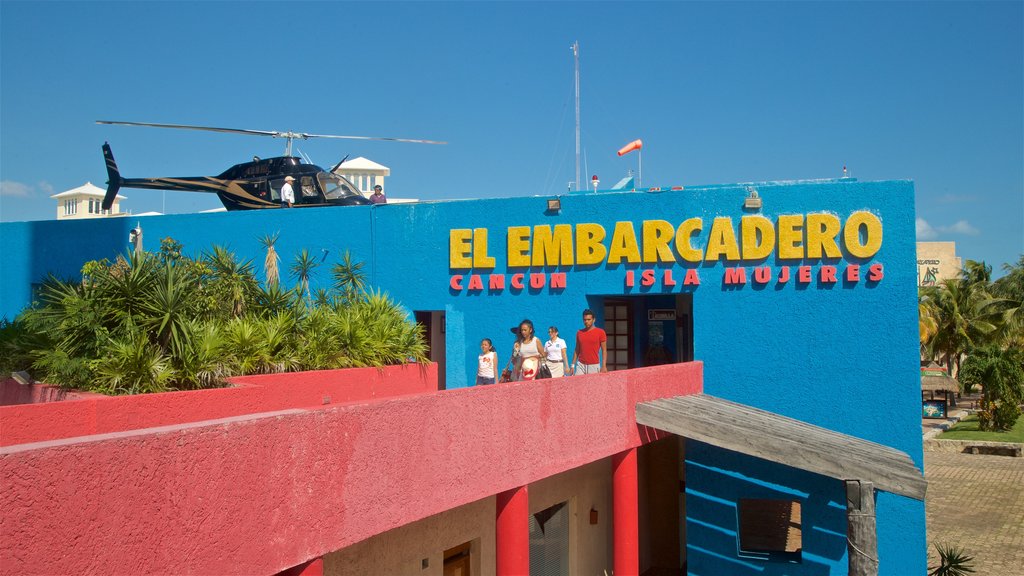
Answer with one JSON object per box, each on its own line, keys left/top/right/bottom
{"left": 476, "top": 375, "right": 496, "bottom": 385}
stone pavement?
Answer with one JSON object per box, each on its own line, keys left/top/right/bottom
{"left": 925, "top": 451, "right": 1024, "bottom": 576}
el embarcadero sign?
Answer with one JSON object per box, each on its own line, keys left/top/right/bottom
{"left": 449, "top": 212, "right": 884, "bottom": 293}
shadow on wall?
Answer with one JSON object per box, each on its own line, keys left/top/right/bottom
{"left": 685, "top": 441, "right": 849, "bottom": 576}
{"left": 29, "top": 216, "right": 136, "bottom": 290}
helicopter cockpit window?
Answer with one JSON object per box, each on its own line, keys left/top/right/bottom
{"left": 300, "top": 176, "right": 317, "bottom": 198}
{"left": 319, "top": 173, "right": 361, "bottom": 201}
{"left": 269, "top": 178, "right": 284, "bottom": 202}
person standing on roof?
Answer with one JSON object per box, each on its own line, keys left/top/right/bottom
{"left": 281, "top": 176, "right": 296, "bottom": 208}
{"left": 370, "top": 184, "right": 387, "bottom": 204}
{"left": 570, "top": 308, "right": 607, "bottom": 375}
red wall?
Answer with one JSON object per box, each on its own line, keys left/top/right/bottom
{"left": 0, "top": 378, "right": 104, "bottom": 406}
{"left": 0, "top": 364, "right": 437, "bottom": 447}
{"left": 0, "top": 362, "right": 701, "bottom": 576}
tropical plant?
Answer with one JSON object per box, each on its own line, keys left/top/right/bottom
{"left": 959, "top": 345, "right": 1024, "bottom": 431}
{"left": 290, "top": 248, "right": 319, "bottom": 304}
{"left": 159, "top": 236, "right": 184, "bottom": 263}
{"left": 258, "top": 232, "right": 281, "bottom": 287}
{"left": 203, "top": 245, "right": 259, "bottom": 319}
{"left": 332, "top": 249, "right": 367, "bottom": 303}
{"left": 0, "top": 238, "right": 427, "bottom": 395}
{"left": 919, "top": 298, "right": 938, "bottom": 348}
{"left": 928, "top": 542, "right": 975, "bottom": 576}
{"left": 991, "top": 255, "right": 1024, "bottom": 346}
{"left": 172, "top": 320, "right": 230, "bottom": 389}
{"left": 91, "top": 331, "right": 175, "bottom": 395}
{"left": 921, "top": 276, "right": 1006, "bottom": 376}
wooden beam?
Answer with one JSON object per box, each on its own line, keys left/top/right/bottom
{"left": 635, "top": 394, "right": 927, "bottom": 500}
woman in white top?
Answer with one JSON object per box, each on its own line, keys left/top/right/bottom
{"left": 513, "top": 319, "right": 543, "bottom": 381}
{"left": 543, "top": 326, "right": 569, "bottom": 377}
{"left": 476, "top": 338, "right": 498, "bottom": 385}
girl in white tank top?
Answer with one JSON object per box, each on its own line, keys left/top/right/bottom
{"left": 514, "top": 319, "right": 542, "bottom": 380}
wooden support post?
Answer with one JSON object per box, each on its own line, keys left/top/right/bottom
{"left": 845, "top": 480, "right": 878, "bottom": 576}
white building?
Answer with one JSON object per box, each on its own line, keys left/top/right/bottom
{"left": 334, "top": 157, "right": 389, "bottom": 198}
{"left": 334, "top": 157, "right": 418, "bottom": 204}
{"left": 916, "top": 242, "right": 961, "bottom": 287}
{"left": 50, "top": 182, "right": 126, "bottom": 220}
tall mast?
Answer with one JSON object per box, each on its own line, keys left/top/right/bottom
{"left": 573, "top": 41, "right": 580, "bottom": 192}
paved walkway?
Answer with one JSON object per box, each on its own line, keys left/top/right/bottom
{"left": 925, "top": 450, "right": 1024, "bottom": 575}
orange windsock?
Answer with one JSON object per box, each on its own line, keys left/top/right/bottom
{"left": 617, "top": 139, "right": 643, "bottom": 156}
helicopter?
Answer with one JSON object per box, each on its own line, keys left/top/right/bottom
{"left": 97, "top": 120, "right": 445, "bottom": 211}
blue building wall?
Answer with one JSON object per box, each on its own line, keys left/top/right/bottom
{"left": 0, "top": 179, "right": 925, "bottom": 575}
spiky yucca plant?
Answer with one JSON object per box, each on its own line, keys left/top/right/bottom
{"left": 929, "top": 543, "right": 975, "bottom": 576}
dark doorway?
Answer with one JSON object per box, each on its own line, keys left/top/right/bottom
{"left": 604, "top": 299, "right": 634, "bottom": 371}
{"left": 414, "top": 310, "right": 446, "bottom": 390}
{"left": 592, "top": 295, "right": 693, "bottom": 370}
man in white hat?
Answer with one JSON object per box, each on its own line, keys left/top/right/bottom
{"left": 281, "top": 176, "right": 296, "bottom": 208}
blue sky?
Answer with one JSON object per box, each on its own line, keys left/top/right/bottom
{"left": 1, "top": 1, "right": 1021, "bottom": 271}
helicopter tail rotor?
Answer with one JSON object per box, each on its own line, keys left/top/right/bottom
{"left": 101, "top": 142, "right": 123, "bottom": 211}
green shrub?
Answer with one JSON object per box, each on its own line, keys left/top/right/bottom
{"left": 992, "top": 400, "right": 1021, "bottom": 431}
{"left": 3, "top": 239, "right": 427, "bottom": 395}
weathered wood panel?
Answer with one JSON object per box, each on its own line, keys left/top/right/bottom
{"left": 635, "top": 394, "right": 927, "bottom": 500}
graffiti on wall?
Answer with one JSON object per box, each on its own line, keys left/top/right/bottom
{"left": 918, "top": 259, "right": 941, "bottom": 286}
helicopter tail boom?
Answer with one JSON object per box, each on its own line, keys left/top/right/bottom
{"left": 101, "top": 142, "right": 123, "bottom": 211}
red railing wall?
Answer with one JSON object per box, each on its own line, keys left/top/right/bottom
{"left": 0, "top": 362, "right": 701, "bottom": 576}
{"left": 1, "top": 364, "right": 437, "bottom": 447}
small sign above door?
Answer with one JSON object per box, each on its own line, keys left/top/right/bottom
{"left": 648, "top": 309, "right": 677, "bottom": 321}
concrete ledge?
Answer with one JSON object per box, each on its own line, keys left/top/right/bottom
{"left": 924, "top": 438, "right": 1024, "bottom": 456}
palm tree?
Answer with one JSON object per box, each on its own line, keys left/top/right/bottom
{"left": 919, "top": 295, "right": 938, "bottom": 349}
{"left": 922, "top": 277, "right": 1005, "bottom": 376}
{"left": 992, "top": 256, "right": 1024, "bottom": 347}
{"left": 258, "top": 232, "right": 281, "bottom": 287}
{"left": 290, "top": 249, "right": 319, "bottom": 304}
{"left": 332, "top": 249, "right": 367, "bottom": 303}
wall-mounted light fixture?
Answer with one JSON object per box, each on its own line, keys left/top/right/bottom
{"left": 743, "top": 187, "right": 762, "bottom": 211}
{"left": 547, "top": 198, "right": 562, "bottom": 212}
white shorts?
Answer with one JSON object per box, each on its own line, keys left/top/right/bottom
{"left": 545, "top": 359, "right": 565, "bottom": 377}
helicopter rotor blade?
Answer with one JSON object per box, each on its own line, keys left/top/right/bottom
{"left": 97, "top": 120, "right": 280, "bottom": 138}
{"left": 97, "top": 121, "right": 445, "bottom": 144}
{"left": 304, "top": 133, "right": 447, "bottom": 145}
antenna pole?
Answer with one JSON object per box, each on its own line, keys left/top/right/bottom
{"left": 573, "top": 41, "right": 580, "bottom": 192}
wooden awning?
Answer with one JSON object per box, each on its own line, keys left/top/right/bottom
{"left": 636, "top": 394, "right": 926, "bottom": 500}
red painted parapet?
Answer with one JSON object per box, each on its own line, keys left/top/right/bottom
{"left": 0, "top": 364, "right": 437, "bottom": 447}
{"left": 0, "top": 377, "right": 105, "bottom": 406}
{"left": 0, "top": 362, "right": 701, "bottom": 576}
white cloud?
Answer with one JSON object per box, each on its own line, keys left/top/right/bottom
{"left": 916, "top": 217, "right": 980, "bottom": 240}
{"left": 916, "top": 217, "right": 938, "bottom": 240}
{"left": 943, "top": 220, "right": 979, "bottom": 235}
{"left": 37, "top": 181, "right": 54, "bottom": 195}
{"left": 0, "top": 180, "right": 32, "bottom": 197}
